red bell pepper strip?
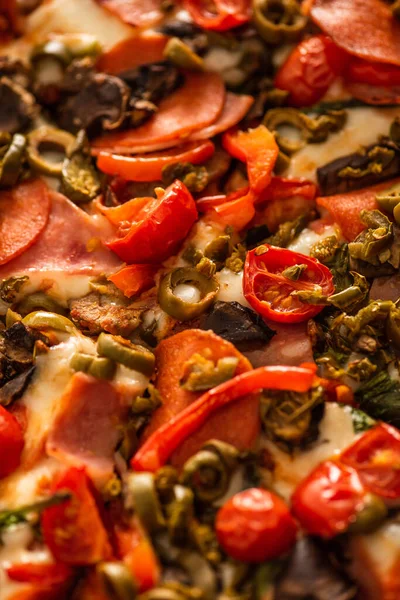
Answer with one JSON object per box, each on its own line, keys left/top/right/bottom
{"left": 274, "top": 35, "right": 347, "bottom": 107}
{"left": 6, "top": 563, "right": 73, "bottom": 587}
{"left": 97, "top": 141, "right": 215, "bottom": 182}
{"left": 132, "top": 365, "right": 316, "bottom": 472}
{"left": 96, "top": 34, "right": 168, "bottom": 74}
{"left": 108, "top": 264, "right": 159, "bottom": 298}
{"left": 222, "top": 125, "right": 279, "bottom": 194}
{"left": 198, "top": 187, "right": 257, "bottom": 232}
{"left": 41, "top": 467, "right": 112, "bottom": 565}
{"left": 107, "top": 180, "right": 198, "bottom": 264}
{"left": 184, "top": 0, "right": 251, "bottom": 31}
{"left": 0, "top": 404, "right": 24, "bottom": 478}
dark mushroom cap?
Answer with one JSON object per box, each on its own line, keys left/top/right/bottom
{"left": 273, "top": 537, "right": 357, "bottom": 600}
{"left": 58, "top": 72, "right": 130, "bottom": 133}
{"left": 0, "top": 76, "right": 37, "bottom": 134}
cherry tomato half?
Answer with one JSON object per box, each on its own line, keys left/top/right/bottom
{"left": 243, "top": 245, "right": 334, "bottom": 324}
{"left": 215, "top": 488, "right": 297, "bottom": 562}
{"left": 0, "top": 405, "right": 24, "bottom": 478}
{"left": 274, "top": 35, "right": 347, "bottom": 107}
{"left": 107, "top": 180, "right": 198, "bottom": 264}
{"left": 291, "top": 460, "right": 366, "bottom": 538}
{"left": 341, "top": 423, "right": 400, "bottom": 500}
{"left": 41, "top": 467, "right": 112, "bottom": 565}
{"left": 184, "top": 0, "right": 251, "bottom": 31}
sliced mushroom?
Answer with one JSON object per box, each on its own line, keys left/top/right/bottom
{"left": 0, "top": 56, "right": 31, "bottom": 88}
{"left": 273, "top": 538, "right": 357, "bottom": 600}
{"left": 317, "top": 140, "right": 400, "bottom": 196}
{"left": 61, "top": 57, "right": 96, "bottom": 94}
{"left": 58, "top": 73, "right": 129, "bottom": 133}
{"left": 119, "top": 61, "right": 181, "bottom": 106}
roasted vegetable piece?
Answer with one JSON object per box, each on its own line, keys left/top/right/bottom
{"left": 0, "top": 133, "right": 26, "bottom": 188}
{"left": 164, "top": 37, "right": 204, "bottom": 71}
{"left": 158, "top": 267, "right": 219, "bottom": 321}
{"left": 184, "top": 0, "right": 251, "bottom": 31}
{"left": 274, "top": 35, "right": 346, "bottom": 107}
{"left": 133, "top": 364, "right": 316, "bottom": 472}
{"left": 291, "top": 460, "right": 367, "bottom": 538}
{"left": 97, "top": 562, "right": 138, "bottom": 600}
{"left": 109, "top": 264, "right": 158, "bottom": 299}
{"left": 0, "top": 76, "right": 37, "bottom": 133}
{"left": 252, "top": 0, "right": 307, "bottom": 44}
{"left": 243, "top": 245, "right": 334, "bottom": 323}
{"left": 216, "top": 488, "right": 297, "bottom": 562}
{"left": 41, "top": 467, "right": 112, "bottom": 564}
{"left": 107, "top": 181, "right": 198, "bottom": 264}
{"left": 222, "top": 125, "right": 278, "bottom": 194}
{"left": 60, "top": 130, "right": 101, "bottom": 204}
{"left": 341, "top": 423, "right": 400, "bottom": 500}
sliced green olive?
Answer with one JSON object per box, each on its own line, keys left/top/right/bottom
{"left": 180, "top": 449, "right": 232, "bottom": 502}
{"left": 167, "top": 484, "right": 194, "bottom": 545}
{"left": 164, "top": 37, "right": 204, "bottom": 71}
{"left": 158, "top": 267, "right": 219, "bottom": 321}
{"left": 264, "top": 108, "right": 346, "bottom": 154}
{"left": 181, "top": 353, "right": 239, "bottom": 391}
{"left": 376, "top": 184, "right": 400, "bottom": 213}
{"left": 393, "top": 201, "right": 400, "bottom": 226}
{"left": 348, "top": 493, "right": 388, "bottom": 534}
{"left": 204, "top": 235, "right": 231, "bottom": 264}
{"left": 61, "top": 129, "right": 101, "bottom": 204}
{"left": 22, "top": 310, "right": 75, "bottom": 332}
{"left": 70, "top": 352, "right": 116, "bottom": 380}
{"left": 62, "top": 34, "right": 102, "bottom": 58}
{"left": 97, "top": 333, "right": 155, "bottom": 377}
{"left": 97, "top": 562, "right": 137, "bottom": 600}
{"left": 17, "top": 292, "right": 66, "bottom": 316}
{"left": 27, "top": 126, "right": 75, "bottom": 176}
{"left": 390, "top": 116, "right": 400, "bottom": 145}
{"left": 253, "top": 0, "right": 307, "bottom": 44}
{"left": 125, "top": 472, "right": 165, "bottom": 533}
{"left": 0, "top": 134, "right": 26, "bottom": 188}
{"left": 31, "top": 39, "right": 72, "bottom": 67}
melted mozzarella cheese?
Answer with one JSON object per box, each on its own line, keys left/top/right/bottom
{"left": 216, "top": 268, "right": 251, "bottom": 308}
{"left": 264, "top": 403, "right": 356, "bottom": 501}
{"left": 22, "top": 273, "right": 93, "bottom": 307}
{"left": 288, "top": 224, "right": 337, "bottom": 256}
{"left": 173, "top": 284, "right": 202, "bottom": 304}
{"left": 287, "top": 107, "right": 399, "bottom": 181}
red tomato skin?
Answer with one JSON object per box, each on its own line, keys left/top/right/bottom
{"left": 243, "top": 245, "right": 334, "bottom": 324}
{"left": 216, "top": 488, "right": 297, "bottom": 562}
{"left": 291, "top": 460, "right": 366, "bottom": 538}
{"left": 341, "top": 423, "right": 400, "bottom": 500}
{"left": 41, "top": 467, "right": 112, "bottom": 565}
{"left": 6, "top": 563, "right": 73, "bottom": 585}
{"left": 0, "top": 405, "right": 24, "bottom": 478}
{"left": 274, "top": 35, "right": 347, "bottom": 107}
{"left": 184, "top": 0, "right": 250, "bottom": 31}
{"left": 107, "top": 180, "right": 198, "bottom": 264}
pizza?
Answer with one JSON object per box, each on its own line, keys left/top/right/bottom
{"left": 0, "top": 0, "right": 399, "bottom": 598}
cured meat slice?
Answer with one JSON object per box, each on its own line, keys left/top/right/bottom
{"left": 310, "top": 0, "right": 400, "bottom": 66}
{"left": 189, "top": 92, "right": 254, "bottom": 141}
{"left": 91, "top": 72, "right": 225, "bottom": 154}
{"left": 345, "top": 81, "right": 400, "bottom": 105}
{"left": 0, "top": 179, "right": 50, "bottom": 266}
{"left": 46, "top": 373, "right": 123, "bottom": 488}
{"left": 0, "top": 191, "right": 121, "bottom": 279}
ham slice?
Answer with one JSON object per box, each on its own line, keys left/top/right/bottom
{"left": 91, "top": 72, "right": 225, "bottom": 154}
{"left": 0, "top": 191, "right": 121, "bottom": 280}
{"left": 310, "top": 0, "right": 400, "bottom": 66}
{"left": 46, "top": 372, "right": 123, "bottom": 488}
{"left": 243, "top": 323, "right": 314, "bottom": 368}
{"left": 189, "top": 92, "right": 254, "bottom": 141}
